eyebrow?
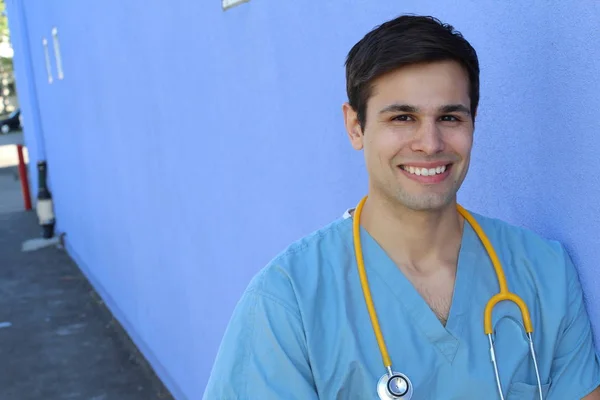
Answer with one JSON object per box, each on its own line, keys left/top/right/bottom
{"left": 379, "top": 103, "right": 471, "bottom": 116}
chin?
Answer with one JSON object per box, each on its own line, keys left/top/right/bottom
{"left": 393, "top": 192, "right": 456, "bottom": 211}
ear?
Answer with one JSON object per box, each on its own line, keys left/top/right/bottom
{"left": 342, "top": 102, "right": 364, "bottom": 151}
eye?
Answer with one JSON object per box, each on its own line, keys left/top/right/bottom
{"left": 440, "top": 115, "right": 460, "bottom": 122}
{"left": 391, "top": 115, "right": 413, "bottom": 122}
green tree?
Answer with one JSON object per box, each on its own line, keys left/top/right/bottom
{"left": 0, "top": 0, "right": 14, "bottom": 115}
{"left": 0, "top": 0, "right": 8, "bottom": 40}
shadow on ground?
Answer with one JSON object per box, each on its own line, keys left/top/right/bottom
{"left": 0, "top": 210, "right": 175, "bottom": 400}
{"left": 0, "top": 165, "right": 24, "bottom": 214}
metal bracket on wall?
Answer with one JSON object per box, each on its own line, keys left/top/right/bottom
{"left": 42, "top": 38, "right": 53, "bottom": 84}
{"left": 222, "top": 0, "right": 250, "bottom": 11}
{"left": 51, "top": 27, "right": 64, "bottom": 80}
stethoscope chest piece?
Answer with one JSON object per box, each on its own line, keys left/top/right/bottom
{"left": 377, "top": 371, "right": 413, "bottom": 399}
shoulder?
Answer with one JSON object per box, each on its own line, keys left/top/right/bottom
{"left": 467, "top": 210, "right": 574, "bottom": 287}
{"left": 470, "top": 211, "right": 566, "bottom": 258}
{"left": 244, "top": 214, "right": 353, "bottom": 313}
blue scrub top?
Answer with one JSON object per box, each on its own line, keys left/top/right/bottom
{"left": 203, "top": 209, "right": 600, "bottom": 399}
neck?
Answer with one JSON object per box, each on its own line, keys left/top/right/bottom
{"left": 358, "top": 192, "right": 464, "bottom": 275}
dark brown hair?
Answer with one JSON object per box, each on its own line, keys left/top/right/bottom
{"left": 345, "top": 15, "right": 480, "bottom": 129}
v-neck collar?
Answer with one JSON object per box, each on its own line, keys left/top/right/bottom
{"left": 355, "top": 218, "right": 480, "bottom": 364}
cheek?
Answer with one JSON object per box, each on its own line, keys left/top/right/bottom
{"left": 366, "top": 132, "right": 408, "bottom": 162}
{"left": 446, "top": 131, "right": 473, "bottom": 158}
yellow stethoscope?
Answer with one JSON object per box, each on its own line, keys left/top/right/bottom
{"left": 351, "top": 196, "right": 544, "bottom": 400}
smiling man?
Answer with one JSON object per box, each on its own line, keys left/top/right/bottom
{"left": 203, "top": 15, "right": 600, "bottom": 399}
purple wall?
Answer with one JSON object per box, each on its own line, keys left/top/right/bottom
{"left": 6, "top": 0, "right": 599, "bottom": 397}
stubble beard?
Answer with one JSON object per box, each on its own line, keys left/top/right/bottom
{"left": 376, "top": 175, "right": 462, "bottom": 212}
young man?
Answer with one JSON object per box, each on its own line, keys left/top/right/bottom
{"left": 203, "top": 15, "right": 600, "bottom": 399}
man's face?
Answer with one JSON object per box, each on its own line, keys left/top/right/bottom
{"left": 343, "top": 60, "right": 475, "bottom": 211}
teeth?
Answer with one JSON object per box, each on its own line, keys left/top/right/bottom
{"left": 402, "top": 165, "right": 447, "bottom": 176}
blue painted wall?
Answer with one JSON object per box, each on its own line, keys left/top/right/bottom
{"left": 6, "top": 0, "right": 600, "bottom": 398}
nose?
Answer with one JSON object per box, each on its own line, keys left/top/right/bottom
{"left": 411, "top": 120, "right": 444, "bottom": 155}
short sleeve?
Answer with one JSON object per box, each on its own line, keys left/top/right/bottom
{"left": 202, "top": 273, "right": 318, "bottom": 400}
{"left": 548, "top": 248, "right": 600, "bottom": 398}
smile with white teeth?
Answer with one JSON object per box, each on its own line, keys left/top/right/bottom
{"left": 400, "top": 165, "right": 448, "bottom": 176}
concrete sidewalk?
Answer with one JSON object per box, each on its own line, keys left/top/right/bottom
{"left": 0, "top": 142, "right": 27, "bottom": 215}
{"left": 1, "top": 181, "right": 174, "bottom": 398}
{"left": 0, "top": 165, "right": 23, "bottom": 214}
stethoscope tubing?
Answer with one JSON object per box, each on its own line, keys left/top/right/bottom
{"left": 351, "top": 196, "right": 544, "bottom": 400}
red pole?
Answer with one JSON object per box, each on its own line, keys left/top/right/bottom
{"left": 16, "top": 144, "right": 32, "bottom": 211}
